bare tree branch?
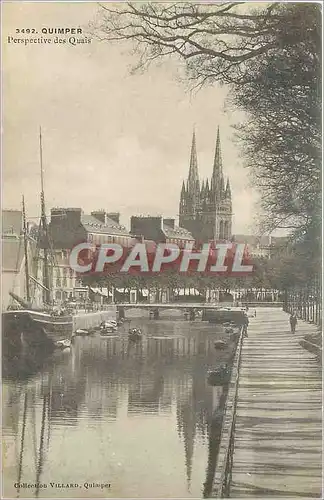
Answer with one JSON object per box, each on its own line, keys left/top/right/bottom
{"left": 91, "top": 2, "right": 321, "bottom": 255}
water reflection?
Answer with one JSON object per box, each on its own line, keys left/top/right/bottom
{"left": 2, "top": 316, "right": 235, "bottom": 498}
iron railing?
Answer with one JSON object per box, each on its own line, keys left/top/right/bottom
{"left": 283, "top": 279, "right": 322, "bottom": 327}
{"left": 211, "top": 326, "right": 244, "bottom": 497}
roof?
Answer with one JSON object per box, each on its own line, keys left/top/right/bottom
{"left": 234, "top": 234, "right": 260, "bottom": 245}
{"left": 2, "top": 210, "right": 22, "bottom": 237}
{"left": 2, "top": 238, "right": 24, "bottom": 272}
{"left": 81, "top": 213, "right": 130, "bottom": 237}
{"left": 162, "top": 224, "right": 194, "bottom": 241}
{"left": 271, "top": 236, "right": 289, "bottom": 247}
{"left": 234, "top": 234, "right": 288, "bottom": 247}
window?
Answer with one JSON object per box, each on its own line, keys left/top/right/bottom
{"left": 219, "top": 220, "right": 224, "bottom": 240}
{"left": 224, "top": 221, "right": 229, "bottom": 240}
{"left": 62, "top": 268, "right": 67, "bottom": 288}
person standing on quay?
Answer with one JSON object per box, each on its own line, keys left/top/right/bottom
{"left": 290, "top": 312, "right": 298, "bottom": 334}
{"left": 243, "top": 312, "right": 249, "bottom": 338}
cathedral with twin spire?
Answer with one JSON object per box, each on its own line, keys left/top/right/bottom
{"left": 179, "top": 127, "right": 233, "bottom": 243}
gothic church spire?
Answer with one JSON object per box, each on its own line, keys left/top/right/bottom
{"left": 212, "top": 127, "right": 222, "bottom": 177}
{"left": 211, "top": 126, "right": 224, "bottom": 200}
{"left": 211, "top": 127, "right": 222, "bottom": 188}
{"left": 187, "top": 129, "right": 200, "bottom": 193}
{"left": 225, "top": 178, "right": 231, "bottom": 198}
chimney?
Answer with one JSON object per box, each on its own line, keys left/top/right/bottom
{"left": 107, "top": 212, "right": 120, "bottom": 224}
{"left": 164, "top": 218, "right": 175, "bottom": 229}
{"left": 133, "top": 234, "right": 144, "bottom": 243}
{"left": 51, "top": 208, "right": 82, "bottom": 225}
{"left": 91, "top": 210, "right": 106, "bottom": 224}
{"left": 130, "top": 216, "right": 163, "bottom": 242}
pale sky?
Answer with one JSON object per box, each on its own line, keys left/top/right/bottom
{"left": 2, "top": 1, "right": 259, "bottom": 233}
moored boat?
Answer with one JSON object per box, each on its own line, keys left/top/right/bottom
{"left": 3, "top": 295, "right": 73, "bottom": 344}
{"left": 99, "top": 321, "right": 117, "bottom": 336}
{"left": 3, "top": 132, "right": 118, "bottom": 349}
{"left": 55, "top": 338, "right": 71, "bottom": 349}
{"left": 74, "top": 328, "right": 90, "bottom": 336}
{"left": 128, "top": 327, "right": 142, "bottom": 341}
{"left": 207, "top": 364, "right": 231, "bottom": 386}
{"left": 205, "top": 307, "right": 246, "bottom": 324}
{"left": 214, "top": 339, "right": 228, "bottom": 350}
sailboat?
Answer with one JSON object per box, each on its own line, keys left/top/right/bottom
{"left": 2, "top": 129, "right": 74, "bottom": 346}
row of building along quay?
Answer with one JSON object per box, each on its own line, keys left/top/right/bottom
{"left": 2, "top": 128, "right": 286, "bottom": 309}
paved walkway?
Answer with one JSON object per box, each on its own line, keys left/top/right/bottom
{"left": 231, "top": 308, "right": 322, "bottom": 498}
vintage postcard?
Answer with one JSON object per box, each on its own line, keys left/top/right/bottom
{"left": 1, "top": 2, "right": 322, "bottom": 499}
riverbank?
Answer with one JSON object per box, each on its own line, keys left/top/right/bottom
{"left": 230, "top": 308, "right": 322, "bottom": 498}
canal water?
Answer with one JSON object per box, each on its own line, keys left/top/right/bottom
{"left": 2, "top": 312, "right": 234, "bottom": 498}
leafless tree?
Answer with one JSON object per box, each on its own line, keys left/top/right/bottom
{"left": 94, "top": 2, "right": 283, "bottom": 85}
{"left": 93, "top": 2, "right": 321, "bottom": 243}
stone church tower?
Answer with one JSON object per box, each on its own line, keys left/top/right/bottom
{"left": 179, "top": 127, "right": 232, "bottom": 243}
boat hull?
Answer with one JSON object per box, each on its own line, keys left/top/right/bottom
{"left": 2, "top": 310, "right": 73, "bottom": 346}
{"left": 29, "top": 310, "right": 73, "bottom": 341}
{"left": 3, "top": 307, "right": 117, "bottom": 350}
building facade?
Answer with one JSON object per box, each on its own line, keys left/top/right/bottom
{"left": 130, "top": 215, "right": 194, "bottom": 248}
{"left": 233, "top": 234, "right": 289, "bottom": 259}
{"left": 39, "top": 208, "right": 134, "bottom": 303}
{"left": 179, "top": 128, "right": 232, "bottom": 243}
{"left": 2, "top": 210, "right": 25, "bottom": 309}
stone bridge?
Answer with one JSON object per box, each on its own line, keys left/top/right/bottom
{"left": 116, "top": 302, "right": 246, "bottom": 322}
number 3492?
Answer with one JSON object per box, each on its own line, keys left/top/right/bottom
{"left": 16, "top": 29, "right": 37, "bottom": 34}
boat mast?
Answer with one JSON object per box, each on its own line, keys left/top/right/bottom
{"left": 35, "top": 395, "right": 47, "bottom": 498}
{"left": 22, "top": 195, "right": 31, "bottom": 303}
{"left": 17, "top": 391, "right": 28, "bottom": 497}
{"left": 39, "top": 127, "right": 51, "bottom": 305}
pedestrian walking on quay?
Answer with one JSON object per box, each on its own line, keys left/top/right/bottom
{"left": 243, "top": 313, "right": 249, "bottom": 338}
{"left": 289, "top": 312, "right": 298, "bottom": 334}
